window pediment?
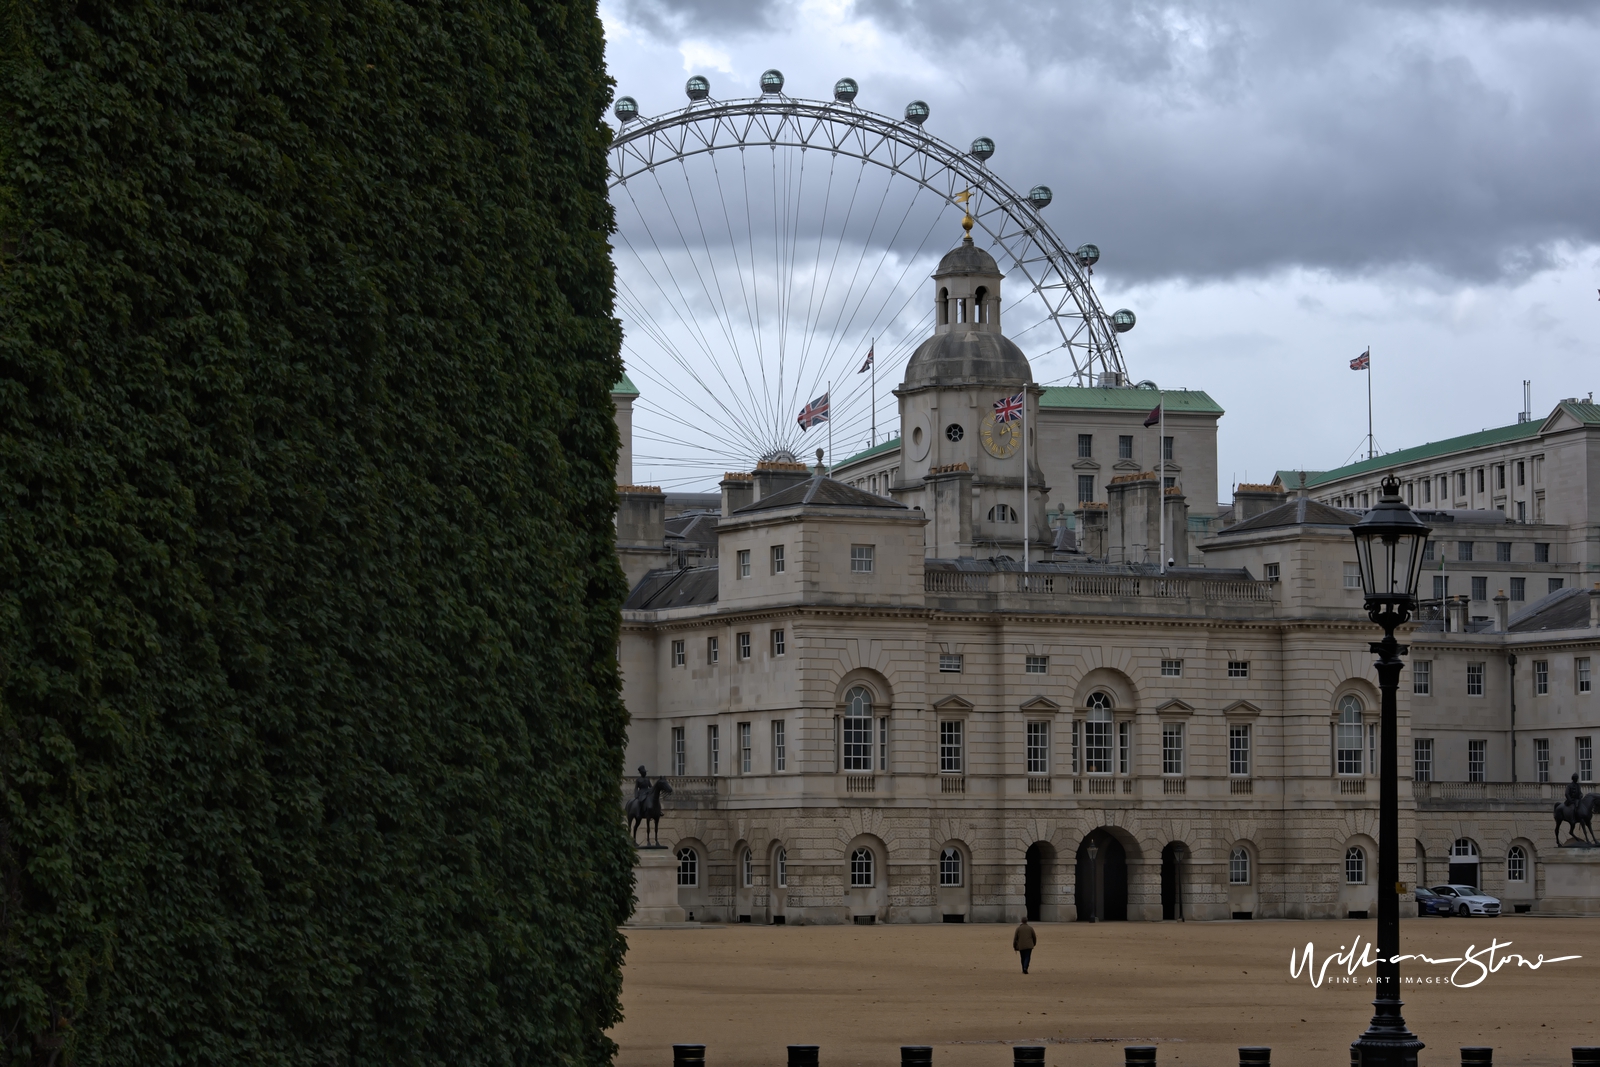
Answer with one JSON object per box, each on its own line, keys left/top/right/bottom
{"left": 1020, "top": 696, "right": 1060, "bottom": 713}
{"left": 1223, "top": 700, "right": 1262, "bottom": 719}
{"left": 932, "top": 694, "right": 974, "bottom": 711}
{"left": 1156, "top": 698, "right": 1195, "bottom": 717}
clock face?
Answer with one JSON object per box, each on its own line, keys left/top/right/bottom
{"left": 980, "top": 418, "right": 1022, "bottom": 458}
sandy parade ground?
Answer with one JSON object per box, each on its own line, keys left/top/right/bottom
{"left": 612, "top": 917, "right": 1600, "bottom": 1067}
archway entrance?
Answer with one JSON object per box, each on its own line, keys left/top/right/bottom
{"left": 1160, "top": 843, "right": 1187, "bottom": 920}
{"left": 1025, "top": 842, "right": 1056, "bottom": 921}
{"left": 1448, "top": 838, "right": 1480, "bottom": 888}
{"left": 1074, "top": 831, "right": 1128, "bottom": 921}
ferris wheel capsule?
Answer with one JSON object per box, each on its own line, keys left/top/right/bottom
{"left": 1112, "top": 308, "right": 1136, "bottom": 332}
{"left": 760, "top": 69, "right": 785, "bottom": 94}
{"left": 1076, "top": 243, "right": 1101, "bottom": 268}
{"left": 685, "top": 76, "right": 710, "bottom": 101}
{"left": 833, "top": 77, "right": 859, "bottom": 103}
{"left": 904, "top": 100, "right": 930, "bottom": 125}
{"left": 970, "top": 137, "right": 995, "bottom": 161}
{"left": 614, "top": 96, "right": 639, "bottom": 124}
{"left": 1028, "top": 185, "right": 1053, "bottom": 209}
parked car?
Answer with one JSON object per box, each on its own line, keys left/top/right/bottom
{"left": 1414, "top": 886, "right": 1449, "bottom": 916}
{"left": 1429, "top": 884, "right": 1501, "bottom": 916}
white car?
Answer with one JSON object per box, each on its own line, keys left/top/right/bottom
{"left": 1429, "top": 884, "right": 1501, "bottom": 917}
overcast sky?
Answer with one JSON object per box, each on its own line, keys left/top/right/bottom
{"left": 602, "top": 0, "right": 1600, "bottom": 498}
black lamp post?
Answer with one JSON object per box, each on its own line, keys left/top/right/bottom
{"left": 1349, "top": 474, "right": 1430, "bottom": 1067}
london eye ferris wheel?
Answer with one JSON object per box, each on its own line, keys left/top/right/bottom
{"left": 609, "top": 70, "right": 1135, "bottom": 490}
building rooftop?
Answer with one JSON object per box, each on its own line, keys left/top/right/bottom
{"left": 1216, "top": 497, "right": 1358, "bottom": 535}
{"left": 734, "top": 474, "right": 910, "bottom": 514}
{"left": 838, "top": 436, "right": 903, "bottom": 468}
{"left": 1508, "top": 586, "right": 1595, "bottom": 633}
{"left": 1038, "top": 386, "right": 1223, "bottom": 415}
{"left": 622, "top": 565, "right": 718, "bottom": 610}
{"left": 613, "top": 372, "right": 640, "bottom": 397}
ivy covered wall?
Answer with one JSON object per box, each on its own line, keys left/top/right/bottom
{"left": 0, "top": 2, "right": 631, "bottom": 1065}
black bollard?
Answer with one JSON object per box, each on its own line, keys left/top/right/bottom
{"left": 1126, "top": 1046, "right": 1158, "bottom": 1067}
{"left": 787, "top": 1047, "right": 820, "bottom": 1067}
{"left": 1462, "top": 1049, "right": 1493, "bottom": 1067}
{"left": 1240, "top": 1048, "right": 1270, "bottom": 1067}
{"left": 672, "top": 1045, "right": 706, "bottom": 1066}
{"left": 1015, "top": 1048, "right": 1046, "bottom": 1064}
{"left": 1572, "top": 1050, "right": 1600, "bottom": 1067}
{"left": 901, "top": 1048, "right": 933, "bottom": 1065}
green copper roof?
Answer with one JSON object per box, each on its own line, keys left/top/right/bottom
{"left": 612, "top": 372, "right": 639, "bottom": 396}
{"left": 836, "top": 436, "right": 902, "bottom": 468}
{"left": 1284, "top": 399, "right": 1600, "bottom": 489}
{"left": 1037, "top": 386, "right": 1224, "bottom": 415}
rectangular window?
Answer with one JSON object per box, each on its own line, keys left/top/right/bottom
{"left": 1511, "top": 577, "right": 1526, "bottom": 601}
{"left": 709, "top": 725, "right": 720, "bottom": 775}
{"left": 1071, "top": 719, "right": 1081, "bottom": 774}
{"left": 771, "top": 544, "right": 785, "bottom": 574}
{"left": 1422, "top": 540, "right": 1435, "bottom": 561}
{"left": 1162, "top": 723, "right": 1184, "bottom": 775}
{"left": 1582, "top": 737, "right": 1595, "bottom": 782}
{"left": 1496, "top": 465, "right": 1506, "bottom": 490}
{"left": 1535, "top": 660, "right": 1549, "bottom": 695}
{"left": 708, "top": 636, "right": 719, "bottom": 664}
{"left": 737, "top": 549, "right": 751, "bottom": 578}
{"left": 1118, "top": 434, "right": 1133, "bottom": 459}
{"left": 1476, "top": 468, "right": 1485, "bottom": 493}
{"left": 1439, "top": 475, "right": 1448, "bottom": 500}
{"left": 1517, "top": 460, "right": 1526, "bottom": 486}
{"left": 879, "top": 717, "right": 888, "bottom": 772}
{"left": 1471, "top": 576, "right": 1487, "bottom": 601}
{"left": 842, "top": 709, "right": 872, "bottom": 772}
{"left": 1468, "top": 739, "right": 1486, "bottom": 783}
{"left": 1343, "top": 562, "right": 1361, "bottom": 589}
{"left": 1457, "top": 472, "right": 1467, "bottom": 497}
{"left": 1369, "top": 722, "right": 1376, "bottom": 776}
{"left": 1467, "top": 661, "right": 1484, "bottom": 697}
{"left": 940, "top": 849, "right": 961, "bottom": 886}
{"left": 1497, "top": 541, "right": 1511, "bottom": 562}
{"left": 939, "top": 653, "right": 963, "bottom": 673}
{"left": 1118, "top": 720, "right": 1130, "bottom": 775}
{"left": 1084, "top": 718, "right": 1110, "bottom": 774}
{"left": 1164, "top": 476, "right": 1176, "bottom": 490}
{"left": 1413, "top": 660, "right": 1431, "bottom": 696}
{"left": 773, "top": 720, "right": 786, "bottom": 771}
{"left": 671, "top": 639, "right": 685, "bottom": 667}
{"left": 1078, "top": 474, "right": 1095, "bottom": 504}
{"left": 1025, "top": 655, "right": 1048, "bottom": 675}
{"left": 1229, "top": 724, "right": 1251, "bottom": 776}
{"left": 1517, "top": 500, "right": 1526, "bottom": 523}
{"left": 939, "top": 720, "right": 964, "bottom": 773}
{"left": 1077, "top": 433, "right": 1093, "bottom": 458}
{"left": 771, "top": 629, "right": 785, "bottom": 656}
{"left": 1580, "top": 657, "right": 1592, "bottom": 694}
{"left": 1433, "top": 575, "right": 1450, "bottom": 600}
{"left": 1535, "top": 737, "right": 1549, "bottom": 783}
{"left": 1423, "top": 478, "right": 1432, "bottom": 503}
{"left": 1230, "top": 850, "right": 1251, "bottom": 885}
{"left": 1027, "top": 722, "right": 1049, "bottom": 774}
{"left": 1228, "top": 661, "right": 1250, "bottom": 679}
{"left": 1264, "top": 562, "right": 1280, "bottom": 581}
{"left": 672, "top": 727, "right": 686, "bottom": 776}
{"left": 1535, "top": 542, "right": 1550, "bottom": 563}
{"left": 850, "top": 544, "right": 874, "bottom": 573}
{"left": 1412, "top": 738, "right": 1433, "bottom": 783}
{"left": 739, "top": 722, "right": 751, "bottom": 773}
{"left": 1458, "top": 541, "right": 1473, "bottom": 561}
{"left": 1161, "top": 659, "right": 1183, "bottom": 677}
{"left": 737, "top": 632, "right": 751, "bottom": 660}
{"left": 1550, "top": 577, "right": 1565, "bottom": 595}
{"left": 1337, "top": 715, "right": 1363, "bottom": 775}
{"left": 1162, "top": 436, "right": 1174, "bottom": 462}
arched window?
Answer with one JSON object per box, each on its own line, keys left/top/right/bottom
{"left": 742, "top": 847, "right": 753, "bottom": 888}
{"left": 1451, "top": 838, "right": 1479, "bottom": 859}
{"left": 974, "top": 285, "right": 988, "bottom": 324}
{"left": 1507, "top": 845, "right": 1526, "bottom": 882}
{"left": 1084, "top": 692, "right": 1113, "bottom": 774}
{"left": 776, "top": 847, "right": 788, "bottom": 888}
{"left": 939, "top": 287, "right": 949, "bottom": 325}
{"left": 1230, "top": 847, "right": 1251, "bottom": 885}
{"left": 1345, "top": 846, "right": 1366, "bottom": 885}
{"left": 957, "top": 297, "right": 967, "bottom": 323}
{"left": 1337, "top": 695, "right": 1364, "bottom": 775}
{"left": 850, "top": 847, "right": 875, "bottom": 887}
{"left": 677, "top": 847, "right": 699, "bottom": 887}
{"left": 940, "top": 847, "right": 963, "bottom": 887}
{"left": 987, "top": 504, "right": 1017, "bottom": 523}
{"left": 843, "top": 686, "right": 874, "bottom": 771}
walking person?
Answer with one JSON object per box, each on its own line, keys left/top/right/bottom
{"left": 1013, "top": 916, "right": 1037, "bottom": 974}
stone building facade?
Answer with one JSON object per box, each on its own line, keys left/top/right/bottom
{"left": 614, "top": 235, "right": 1600, "bottom": 923}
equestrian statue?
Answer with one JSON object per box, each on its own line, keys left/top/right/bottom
{"left": 1554, "top": 773, "right": 1599, "bottom": 846}
{"left": 626, "top": 765, "right": 673, "bottom": 847}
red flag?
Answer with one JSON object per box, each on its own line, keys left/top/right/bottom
{"left": 1143, "top": 404, "right": 1161, "bottom": 428}
{"left": 796, "top": 392, "right": 830, "bottom": 430}
{"left": 857, "top": 344, "right": 874, "bottom": 373}
{"left": 1350, "top": 348, "right": 1370, "bottom": 370}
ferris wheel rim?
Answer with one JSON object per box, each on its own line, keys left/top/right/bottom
{"left": 607, "top": 94, "right": 1129, "bottom": 386}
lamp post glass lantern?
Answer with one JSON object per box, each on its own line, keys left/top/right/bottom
{"left": 1349, "top": 475, "right": 1430, "bottom": 1067}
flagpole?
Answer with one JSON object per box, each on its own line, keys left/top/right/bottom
{"left": 1158, "top": 389, "right": 1166, "bottom": 575}
{"left": 870, "top": 338, "right": 877, "bottom": 447}
{"left": 1023, "top": 384, "right": 1030, "bottom": 574}
{"left": 827, "top": 380, "right": 833, "bottom": 473}
{"left": 1366, "top": 348, "right": 1374, "bottom": 460}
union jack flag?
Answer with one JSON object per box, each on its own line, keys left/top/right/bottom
{"left": 797, "top": 392, "right": 830, "bottom": 430}
{"left": 993, "top": 390, "right": 1024, "bottom": 423}
{"left": 1350, "top": 348, "right": 1370, "bottom": 371}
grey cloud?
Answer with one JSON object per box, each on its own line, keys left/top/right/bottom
{"left": 617, "top": 0, "right": 779, "bottom": 37}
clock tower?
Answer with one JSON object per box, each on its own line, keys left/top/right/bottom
{"left": 892, "top": 226, "right": 1050, "bottom": 560}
